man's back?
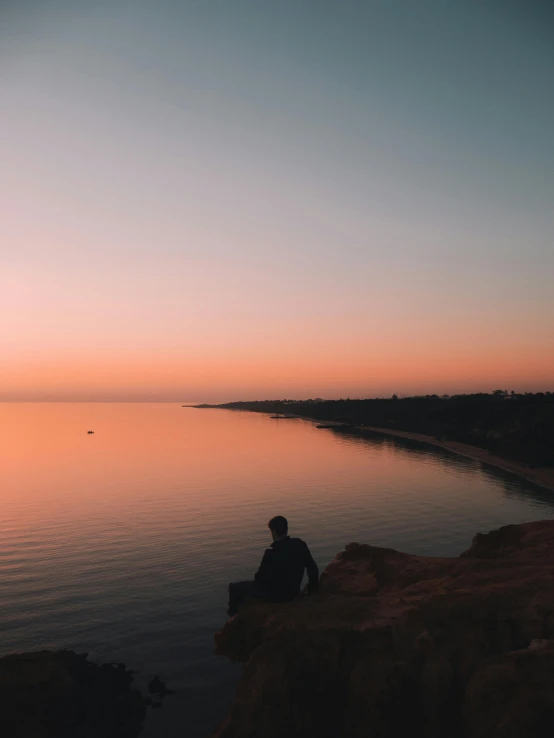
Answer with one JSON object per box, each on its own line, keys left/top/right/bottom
{"left": 254, "top": 536, "right": 319, "bottom": 600}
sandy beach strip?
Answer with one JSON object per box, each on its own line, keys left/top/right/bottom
{"left": 259, "top": 411, "right": 554, "bottom": 492}
{"left": 356, "top": 425, "right": 554, "bottom": 492}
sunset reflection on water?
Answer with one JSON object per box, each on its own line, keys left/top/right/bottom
{"left": 2, "top": 403, "right": 553, "bottom": 737}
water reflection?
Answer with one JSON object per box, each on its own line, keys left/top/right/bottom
{"left": 1, "top": 403, "right": 553, "bottom": 738}
{"left": 326, "top": 427, "right": 554, "bottom": 508}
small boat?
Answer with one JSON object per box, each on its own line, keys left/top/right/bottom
{"left": 87, "top": 430, "right": 94, "bottom": 434}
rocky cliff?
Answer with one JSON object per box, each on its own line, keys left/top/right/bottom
{"left": 213, "top": 520, "right": 554, "bottom": 738}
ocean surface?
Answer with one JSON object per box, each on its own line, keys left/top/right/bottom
{"left": 2, "top": 402, "right": 554, "bottom": 737}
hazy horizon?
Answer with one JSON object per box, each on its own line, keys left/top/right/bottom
{"left": 2, "top": 0, "right": 553, "bottom": 401}
{"left": 2, "top": 386, "right": 553, "bottom": 404}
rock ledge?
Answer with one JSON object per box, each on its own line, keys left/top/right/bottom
{"left": 214, "top": 520, "right": 554, "bottom": 738}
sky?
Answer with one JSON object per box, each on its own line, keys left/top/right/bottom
{"left": 1, "top": 0, "right": 553, "bottom": 401}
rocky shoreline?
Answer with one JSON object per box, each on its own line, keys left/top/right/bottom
{"left": 213, "top": 519, "right": 554, "bottom": 738}
{"left": 5, "top": 520, "right": 554, "bottom": 737}
{"left": 0, "top": 650, "right": 150, "bottom": 738}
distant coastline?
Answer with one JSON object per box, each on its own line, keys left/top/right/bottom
{"left": 193, "top": 394, "right": 554, "bottom": 492}
{"left": 355, "top": 425, "right": 554, "bottom": 492}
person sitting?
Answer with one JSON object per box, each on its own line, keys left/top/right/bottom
{"left": 227, "top": 515, "right": 319, "bottom": 617}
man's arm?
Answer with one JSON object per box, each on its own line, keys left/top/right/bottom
{"left": 303, "top": 543, "right": 319, "bottom": 593}
{"left": 254, "top": 549, "right": 272, "bottom": 587}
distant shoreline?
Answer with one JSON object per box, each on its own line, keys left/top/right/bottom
{"left": 303, "top": 417, "right": 554, "bottom": 492}
{"left": 297, "top": 417, "right": 554, "bottom": 492}
{"left": 353, "top": 425, "right": 554, "bottom": 492}
{"left": 193, "top": 404, "right": 554, "bottom": 492}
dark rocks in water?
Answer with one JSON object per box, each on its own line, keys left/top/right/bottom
{"left": 0, "top": 650, "right": 149, "bottom": 738}
{"left": 147, "top": 675, "right": 175, "bottom": 698}
{"left": 212, "top": 520, "right": 554, "bottom": 738}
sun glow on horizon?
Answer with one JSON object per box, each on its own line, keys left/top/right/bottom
{"left": 2, "top": 1, "right": 553, "bottom": 399}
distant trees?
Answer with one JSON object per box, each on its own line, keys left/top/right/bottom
{"left": 216, "top": 391, "right": 554, "bottom": 467}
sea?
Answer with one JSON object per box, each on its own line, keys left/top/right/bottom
{"left": 2, "top": 402, "right": 554, "bottom": 737}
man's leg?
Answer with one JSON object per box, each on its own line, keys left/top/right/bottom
{"left": 227, "top": 580, "right": 265, "bottom": 616}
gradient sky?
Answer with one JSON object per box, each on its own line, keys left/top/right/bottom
{"left": 2, "top": 0, "right": 553, "bottom": 401}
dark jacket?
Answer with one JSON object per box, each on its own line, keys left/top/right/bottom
{"left": 254, "top": 536, "right": 319, "bottom": 600}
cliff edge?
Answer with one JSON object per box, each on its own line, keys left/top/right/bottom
{"left": 213, "top": 520, "right": 554, "bottom": 738}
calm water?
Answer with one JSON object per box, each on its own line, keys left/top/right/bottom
{"left": 2, "top": 403, "right": 554, "bottom": 736}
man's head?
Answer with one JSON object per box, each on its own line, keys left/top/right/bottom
{"left": 268, "top": 515, "right": 288, "bottom": 542}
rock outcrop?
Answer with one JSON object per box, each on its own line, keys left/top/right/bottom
{"left": 213, "top": 520, "right": 554, "bottom": 738}
{"left": 0, "top": 650, "right": 148, "bottom": 738}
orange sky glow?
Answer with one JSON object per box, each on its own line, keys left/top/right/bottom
{"left": 2, "top": 2, "right": 553, "bottom": 401}
{"left": 3, "top": 338, "right": 553, "bottom": 402}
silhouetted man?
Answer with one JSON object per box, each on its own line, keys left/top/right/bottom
{"left": 227, "top": 516, "right": 319, "bottom": 617}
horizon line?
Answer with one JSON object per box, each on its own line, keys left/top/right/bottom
{"left": 2, "top": 388, "right": 553, "bottom": 404}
